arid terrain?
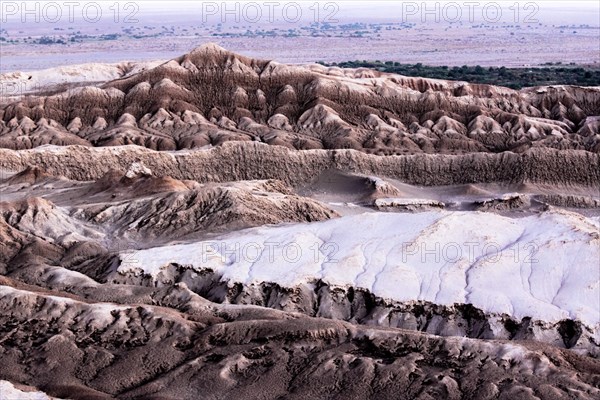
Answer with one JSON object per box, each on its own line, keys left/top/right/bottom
{"left": 1, "top": 2, "right": 599, "bottom": 72}
{"left": 0, "top": 41, "right": 599, "bottom": 399}
{"left": 2, "top": 44, "right": 600, "bottom": 155}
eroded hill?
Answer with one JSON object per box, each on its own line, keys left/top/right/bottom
{"left": 1, "top": 44, "right": 599, "bottom": 154}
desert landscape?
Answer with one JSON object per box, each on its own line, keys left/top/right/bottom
{"left": 0, "top": 1, "right": 599, "bottom": 400}
{"left": 1, "top": 1, "right": 599, "bottom": 72}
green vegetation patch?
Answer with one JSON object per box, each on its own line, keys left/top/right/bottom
{"left": 318, "top": 61, "right": 600, "bottom": 89}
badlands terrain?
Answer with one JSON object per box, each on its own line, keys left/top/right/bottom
{"left": 0, "top": 44, "right": 599, "bottom": 399}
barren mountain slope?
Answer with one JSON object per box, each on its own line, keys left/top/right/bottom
{"left": 1, "top": 44, "right": 599, "bottom": 400}
{"left": 1, "top": 164, "right": 598, "bottom": 351}
{"left": 1, "top": 44, "right": 599, "bottom": 153}
{"left": 0, "top": 157, "right": 598, "bottom": 399}
{"left": 1, "top": 278, "right": 599, "bottom": 400}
